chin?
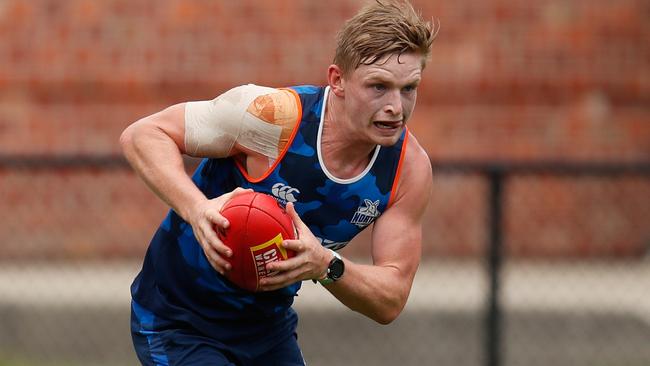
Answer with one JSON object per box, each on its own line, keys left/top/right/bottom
{"left": 372, "top": 133, "right": 402, "bottom": 147}
{"left": 371, "top": 126, "right": 404, "bottom": 146}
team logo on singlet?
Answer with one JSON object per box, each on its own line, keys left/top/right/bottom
{"left": 350, "top": 199, "right": 381, "bottom": 228}
{"left": 271, "top": 182, "right": 300, "bottom": 204}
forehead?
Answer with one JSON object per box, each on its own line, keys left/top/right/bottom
{"left": 352, "top": 53, "right": 424, "bottom": 82}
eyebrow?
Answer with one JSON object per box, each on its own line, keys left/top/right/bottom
{"left": 363, "top": 74, "right": 421, "bottom": 86}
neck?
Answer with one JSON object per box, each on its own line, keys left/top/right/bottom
{"left": 320, "top": 89, "right": 377, "bottom": 179}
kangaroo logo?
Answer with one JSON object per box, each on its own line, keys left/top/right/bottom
{"left": 271, "top": 183, "right": 300, "bottom": 203}
{"left": 350, "top": 199, "right": 381, "bottom": 228}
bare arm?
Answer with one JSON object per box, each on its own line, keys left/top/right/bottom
{"left": 322, "top": 139, "right": 431, "bottom": 323}
{"left": 120, "top": 103, "right": 251, "bottom": 273}
{"left": 120, "top": 85, "right": 301, "bottom": 274}
{"left": 262, "top": 135, "right": 433, "bottom": 324}
{"left": 120, "top": 104, "right": 200, "bottom": 220}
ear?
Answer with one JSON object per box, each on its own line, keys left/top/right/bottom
{"left": 327, "top": 64, "right": 345, "bottom": 97}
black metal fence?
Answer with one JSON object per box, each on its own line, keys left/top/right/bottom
{"left": 1, "top": 155, "right": 649, "bottom": 366}
{"left": 432, "top": 161, "right": 650, "bottom": 366}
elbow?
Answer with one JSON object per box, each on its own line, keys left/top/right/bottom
{"left": 358, "top": 282, "right": 411, "bottom": 325}
{"left": 371, "top": 305, "right": 403, "bottom": 325}
{"left": 119, "top": 123, "right": 137, "bottom": 155}
{"left": 373, "top": 314, "right": 398, "bottom": 326}
{"left": 119, "top": 121, "right": 148, "bottom": 159}
{"left": 364, "top": 297, "right": 406, "bottom": 325}
{"left": 350, "top": 300, "right": 402, "bottom": 325}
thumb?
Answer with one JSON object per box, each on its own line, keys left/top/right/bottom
{"left": 221, "top": 187, "right": 253, "bottom": 204}
{"left": 231, "top": 187, "right": 254, "bottom": 197}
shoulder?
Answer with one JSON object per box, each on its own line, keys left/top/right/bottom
{"left": 390, "top": 131, "right": 432, "bottom": 214}
{"left": 192, "top": 84, "right": 300, "bottom": 121}
{"left": 243, "top": 86, "right": 301, "bottom": 127}
{"left": 213, "top": 84, "right": 301, "bottom": 131}
{"left": 183, "top": 84, "right": 302, "bottom": 158}
{"left": 403, "top": 132, "right": 432, "bottom": 175}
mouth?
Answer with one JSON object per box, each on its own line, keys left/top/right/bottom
{"left": 373, "top": 120, "right": 403, "bottom": 130}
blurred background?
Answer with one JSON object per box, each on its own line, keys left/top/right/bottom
{"left": 0, "top": 0, "right": 648, "bottom": 365}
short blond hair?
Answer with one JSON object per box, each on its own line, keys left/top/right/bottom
{"left": 333, "top": 0, "right": 438, "bottom": 75}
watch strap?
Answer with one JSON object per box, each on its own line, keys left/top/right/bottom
{"left": 317, "top": 277, "right": 335, "bottom": 285}
{"left": 313, "top": 249, "right": 341, "bottom": 285}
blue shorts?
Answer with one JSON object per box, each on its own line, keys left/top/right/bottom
{"left": 131, "top": 301, "right": 305, "bottom": 366}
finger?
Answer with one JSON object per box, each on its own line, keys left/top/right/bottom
{"left": 206, "top": 209, "right": 229, "bottom": 228}
{"left": 266, "top": 255, "right": 301, "bottom": 273}
{"left": 280, "top": 239, "right": 305, "bottom": 253}
{"left": 200, "top": 222, "right": 232, "bottom": 258}
{"left": 259, "top": 267, "right": 305, "bottom": 290}
{"left": 212, "top": 188, "right": 253, "bottom": 228}
{"left": 200, "top": 243, "right": 232, "bottom": 274}
{"left": 285, "top": 202, "right": 306, "bottom": 236}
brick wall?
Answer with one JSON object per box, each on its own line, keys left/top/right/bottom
{"left": 0, "top": 0, "right": 648, "bottom": 259}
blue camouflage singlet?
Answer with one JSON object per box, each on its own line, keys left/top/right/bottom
{"left": 131, "top": 85, "right": 408, "bottom": 346}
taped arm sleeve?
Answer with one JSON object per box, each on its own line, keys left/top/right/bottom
{"left": 183, "top": 84, "right": 278, "bottom": 157}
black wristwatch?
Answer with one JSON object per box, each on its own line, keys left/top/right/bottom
{"left": 315, "top": 249, "right": 345, "bottom": 285}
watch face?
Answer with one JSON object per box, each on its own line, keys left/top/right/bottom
{"left": 328, "top": 258, "right": 345, "bottom": 280}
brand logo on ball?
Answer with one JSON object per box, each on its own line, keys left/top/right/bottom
{"left": 271, "top": 182, "right": 299, "bottom": 204}
{"left": 350, "top": 199, "right": 381, "bottom": 228}
{"left": 250, "top": 233, "right": 289, "bottom": 280}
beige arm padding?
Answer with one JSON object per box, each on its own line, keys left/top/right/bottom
{"left": 184, "top": 84, "right": 281, "bottom": 157}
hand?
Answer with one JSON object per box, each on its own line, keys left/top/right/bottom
{"left": 188, "top": 187, "right": 253, "bottom": 275}
{"left": 258, "top": 202, "right": 332, "bottom": 291}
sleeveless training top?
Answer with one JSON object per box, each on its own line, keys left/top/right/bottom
{"left": 130, "top": 85, "right": 408, "bottom": 345}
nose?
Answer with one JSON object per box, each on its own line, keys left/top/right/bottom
{"left": 383, "top": 90, "right": 403, "bottom": 117}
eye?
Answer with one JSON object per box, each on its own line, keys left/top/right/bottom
{"left": 371, "top": 83, "right": 386, "bottom": 92}
{"left": 402, "top": 84, "right": 417, "bottom": 93}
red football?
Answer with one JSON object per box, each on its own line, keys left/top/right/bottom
{"left": 217, "top": 191, "right": 296, "bottom": 291}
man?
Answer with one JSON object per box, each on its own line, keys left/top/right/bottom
{"left": 121, "top": 1, "right": 436, "bottom": 365}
